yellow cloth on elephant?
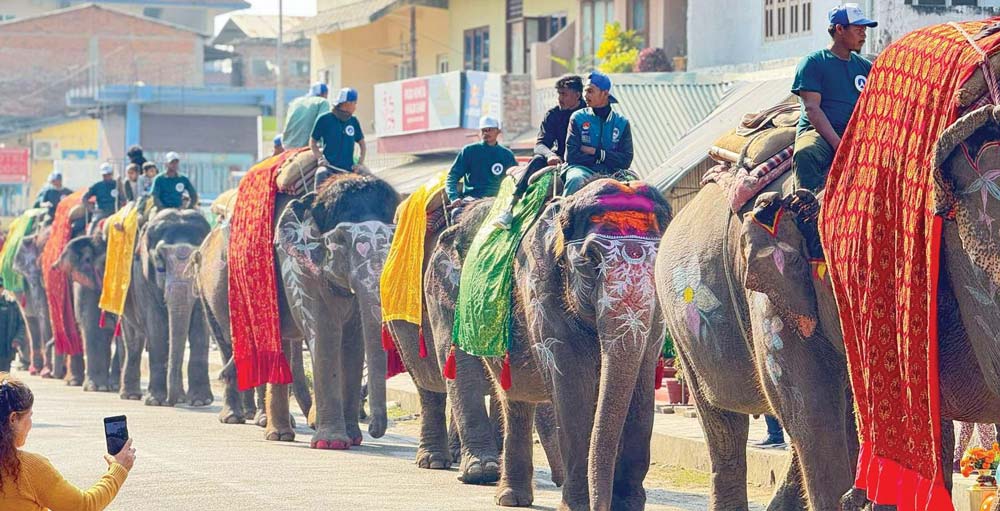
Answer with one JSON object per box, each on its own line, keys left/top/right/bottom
{"left": 98, "top": 203, "right": 139, "bottom": 315}
{"left": 380, "top": 172, "right": 447, "bottom": 325}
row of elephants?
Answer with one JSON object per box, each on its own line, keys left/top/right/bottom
{"left": 8, "top": 108, "right": 1000, "bottom": 511}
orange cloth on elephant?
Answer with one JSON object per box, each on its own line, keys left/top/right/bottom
{"left": 380, "top": 171, "right": 447, "bottom": 325}
{"left": 229, "top": 150, "right": 299, "bottom": 391}
{"left": 40, "top": 190, "right": 84, "bottom": 356}
{"left": 820, "top": 20, "right": 1000, "bottom": 511}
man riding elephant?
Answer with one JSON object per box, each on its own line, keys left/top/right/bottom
{"left": 446, "top": 116, "right": 517, "bottom": 223}
{"left": 151, "top": 152, "right": 198, "bottom": 210}
{"left": 562, "top": 71, "right": 634, "bottom": 196}
{"left": 310, "top": 87, "right": 368, "bottom": 187}
{"left": 34, "top": 172, "right": 72, "bottom": 222}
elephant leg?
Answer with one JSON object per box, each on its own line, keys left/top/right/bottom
{"left": 534, "top": 403, "right": 565, "bottom": 488}
{"left": 218, "top": 356, "right": 246, "bottom": 424}
{"left": 52, "top": 348, "right": 67, "bottom": 380}
{"left": 94, "top": 332, "right": 113, "bottom": 391}
{"left": 289, "top": 339, "right": 312, "bottom": 420}
{"left": 254, "top": 385, "right": 268, "bottom": 428}
{"left": 265, "top": 380, "right": 294, "bottom": 441}
{"left": 342, "top": 328, "right": 365, "bottom": 445}
{"left": 67, "top": 353, "right": 84, "bottom": 386}
{"left": 687, "top": 368, "right": 751, "bottom": 511}
{"left": 490, "top": 393, "right": 505, "bottom": 454}
{"left": 415, "top": 387, "right": 451, "bottom": 469}
{"left": 357, "top": 311, "right": 387, "bottom": 441}
{"left": 109, "top": 336, "right": 123, "bottom": 392}
{"left": 146, "top": 331, "right": 170, "bottom": 406}
{"left": 28, "top": 318, "right": 44, "bottom": 374}
{"left": 448, "top": 352, "right": 501, "bottom": 484}
{"left": 550, "top": 357, "right": 597, "bottom": 511}
{"left": 312, "top": 318, "right": 351, "bottom": 449}
{"left": 941, "top": 417, "right": 955, "bottom": 492}
{"left": 448, "top": 410, "right": 462, "bottom": 464}
{"left": 120, "top": 323, "right": 144, "bottom": 400}
{"left": 495, "top": 399, "right": 536, "bottom": 508}
{"left": 185, "top": 306, "right": 213, "bottom": 407}
{"left": 767, "top": 450, "right": 806, "bottom": 510}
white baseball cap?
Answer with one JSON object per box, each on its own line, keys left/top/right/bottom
{"left": 479, "top": 116, "right": 501, "bottom": 130}
{"left": 165, "top": 151, "right": 180, "bottom": 163}
{"left": 100, "top": 163, "right": 113, "bottom": 175}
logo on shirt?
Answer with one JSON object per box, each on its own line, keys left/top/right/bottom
{"left": 175, "top": 183, "right": 185, "bottom": 192}
{"left": 345, "top": 125, "right": 356, "bottom": 137}
{"left": 612, "top": 127, "right": 620, "bottom": 143}
{"left": 855, "top": 75, "right": 867, "bottom": 92}
{"left": 110, "top": 189, "right": 118, "bottom": 198}
{"left": 582, "top": 121, "right": 591, "bottom": 131}
{"left": 491, "top": 163, "right": 504, "bottom": 176}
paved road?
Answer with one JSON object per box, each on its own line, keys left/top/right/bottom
{"left": 15, "top": 370, "right": 724, "bottom": 511}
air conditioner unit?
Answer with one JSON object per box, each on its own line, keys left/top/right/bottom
{"left": 32, "top": 139, "right": 60, "bottom": 161}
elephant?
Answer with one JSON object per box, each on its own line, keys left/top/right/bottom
{"left": 272, "top": 173, "right": 400, "bottom": 448}
{"left": 12, "top": 231, "right": 54, "bottom": 377}
{"left": 425, "top": 179, "right": 672, "bottom": 510}
{"left": 193, "top": 217, "right": 310, "bottom": 427}
{"left": 120, "top": 208, "right": 213, "bottom": 407}
{"left": 653, "top": 174, "right": 857, "bottom": 510}
{"left": 56, "top": 234, "right": 123, "bottom": 392}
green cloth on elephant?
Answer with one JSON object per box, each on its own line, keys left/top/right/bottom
{"left": 453, "top": 173, "right": 553, "bottom": 357}
{"left": 0, "top": 210, "right": 44, "bottom": 293}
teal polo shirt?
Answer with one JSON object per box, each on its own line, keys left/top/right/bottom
{"left": 792, "top": 49, "right": 872, "bottom": 136}
{"left": 151, "top": 174, "right": 195, "bottom": 208}
{"left": 311, "top": 111, "right": 364, "bottom": 171}
{"left": 445, "top": 142, "right": 518, "bottom": 201}
{"left": 282, "top": 95, "right": 329, "bottom": 149}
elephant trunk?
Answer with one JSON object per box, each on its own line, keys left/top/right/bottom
{"left": 358, "top": 295, "right": 388, "bottom": 439}
{"left": 165, "top": 280, "right": 195, "bottom": 398}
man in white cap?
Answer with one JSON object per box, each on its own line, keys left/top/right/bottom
{"left": 311, "top": 87, "right": 368, "bottom": 187}
{"left": 282, "top": 82, "right": 330, "bottom": 150}
{"left": 445, "top": 115, "right": 517, "bottom": 203}
{"left": 151, "top": 151, "right": 197, "bottom": 210}
{"left": 33, "top": 171, "right": 72, "bottom": 220}
{"left": 83, "top": 162, "right": 122, "bottom": 228}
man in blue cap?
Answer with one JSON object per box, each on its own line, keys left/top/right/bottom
{"left": 272, "top": 134, "right": 284, "bottom": 156}
{"left": 446, "top": 115, "right": 518, "bottom": 203}
{"left": 791, "top": 3, "right": 876, "bottom": 191}
{"left": 562, "top": 71, "right": 634, "bottom": 195}
{"left": 282, "top": 82, "right": 329, "bottom": 150}
{"left": 310, "top": 87, "right": 366, "bottom": 183}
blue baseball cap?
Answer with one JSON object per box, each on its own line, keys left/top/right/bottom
{"left": 586, "top": 71, "right": 618, "bottom": 104}
{"left": 334, "top": 87, "right": 359, "bottom": 105}
{"left": 829, "top": 3, "right": 877, "bottom": 28}
{"left": 309, "top": 82, "right": 328, "bottom": 97}
{"left": 273, "top": 134, "right": 282, "bottom": 146}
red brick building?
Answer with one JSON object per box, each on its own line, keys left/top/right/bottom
{"left": 211, "top": 15, "right": 311, "bottom": 89}
{"left": 0, "top": 4, "right": 205, "bottom": 122}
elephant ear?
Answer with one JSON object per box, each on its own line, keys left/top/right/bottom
{"left": 742, "top": 192, "right": 820, "bottom": 338}
{"left": 139, "top": 224, "right": 161, "bottom": 283}
{"left": 276, "top": 192, "right": 327, "bottom": 281}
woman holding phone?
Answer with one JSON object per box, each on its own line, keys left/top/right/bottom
{"left": 0, "top": 373, "right": 136, "bottom": 510}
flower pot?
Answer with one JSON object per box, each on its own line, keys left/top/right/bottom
{"left": 663, "top": 366, "right": 678, "bottom": 379}
{"left": 665, "top": 378, "right": 682, "bottom": 404}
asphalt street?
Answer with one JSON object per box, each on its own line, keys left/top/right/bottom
{"left": 14, "top": 370, "right": 726, "bottom": 510}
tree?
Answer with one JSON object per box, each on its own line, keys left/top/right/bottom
{"left": 597, "top": 22, "right": 643, "bottom": 74}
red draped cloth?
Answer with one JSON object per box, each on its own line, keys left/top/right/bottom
{"left": 41, "top": 190, "right": 84, "bottom": 357}
{"left": 229, "top": 151, "right": 298, "bottom": 391}
{"left": 820, "top": 20, "right": 1000, "bottom": 511}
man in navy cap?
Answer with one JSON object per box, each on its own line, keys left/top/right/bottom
{"left": 272, "top": 134, "right": 285, "bottom": 156}
{"left": 310, "top": 87, "right": 366, "bottom": 183}
{"left": 562, "top": 71, "right": 634, "bottom": 195}
{"left": 282, "top": 82, "right": 330, "bottom": 150}
{"left": 791, "top": 3, "right": 876, "bottom": 191}
{"left": 83, "top": 162, "right": 122, "bottom": 229}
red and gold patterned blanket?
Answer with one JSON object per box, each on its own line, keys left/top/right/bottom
{"left": 41, "top": 190, "right": 84, "bottom": 357}
{"left": 821, "top": 20, "right": 1000, "bottom": 511}
{"left": 229, "top": 151, "right": 297, "bottom": 391}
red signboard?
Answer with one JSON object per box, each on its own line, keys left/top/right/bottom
{"left": 402, "top": 79, "right": 429, "bottom": 132}
{"left": 0, "top": 149, "right": 29, "bottom": 183}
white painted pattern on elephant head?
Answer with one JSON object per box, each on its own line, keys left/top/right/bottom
{"left": 436, "top": 253, "right": 461, "bottom": 292}
{"left": 342, "top": 221, "right": 394, "bottom": 298}
{"left": 275, "top": 209, "right": 319, "bottom": 345}
{"left": 752, "top": 291, "right": 784, "bottom": 387}
{"left": 532, "top": 337, "right": 564, "bottom": 380}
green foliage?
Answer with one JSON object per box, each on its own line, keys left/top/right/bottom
{"left": 551, "top": 54, "right": 595, "bottom": 74}
{"left": 597, "top": 22, "right": 643, "bottom": 74}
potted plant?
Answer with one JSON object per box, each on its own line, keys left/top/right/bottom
{"left": 662, "top": 331, "right": 677, "bottom": 378}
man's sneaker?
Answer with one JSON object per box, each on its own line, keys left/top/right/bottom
{"left": 493, "top": 208, "right": 514, "bottom": 230}
{"left": 750, "top": 436, "right": 787, "bottom": 449}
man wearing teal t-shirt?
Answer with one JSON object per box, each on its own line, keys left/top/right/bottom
{"left": 446, "top": 116, "right": 518, "bottom": 202}
{"left": 791, "top": 3, "right": 876, "bottom": 191}
{"left": 151, "top": 151, "right": 198, "bottom": 209}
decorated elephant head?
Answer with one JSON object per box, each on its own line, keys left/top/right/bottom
{"left": 56, "top": 235, "right": 107, "bottom": 291}
{"left": 141, "top": 209, "right": 212, "bottom": 297}
{"left": 741, "top": 190, "right": 827, "bottom": 340}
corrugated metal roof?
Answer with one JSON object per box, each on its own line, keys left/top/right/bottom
{"left": 646, "top": 76, "right": 796, "bottom": 192}
{"left": 297, "top": 0, "right": 446, "bottom": 39}
{"left": 371, "top": 153, "right": 455, "bottom": 195}
{"left": 214, "top": 15, "right": 308, "bottom": 44}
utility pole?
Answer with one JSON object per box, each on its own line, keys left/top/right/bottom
{"left": 410, "top": 6, "right": 417, "bottom": 78}
{"left": 276, "top": 0, "right": 285, "bottom": 132}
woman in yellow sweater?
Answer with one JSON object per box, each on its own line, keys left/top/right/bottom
{"left": 0, "top": 373, "right": 136, "bottom": 510}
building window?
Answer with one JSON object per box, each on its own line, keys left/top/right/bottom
{"left": 291, "top": 60, "right": 310, "bottom": 77}
{"left": 251, "top": 58, "right": 274, "bottom": 77}
{"left": 143, "top": 7, "right": 162, "bottom": 19}
{"left": 629, "top": 0, "right": 649, "bottom": 46}
{"left": 0, "top": 15, "right": 15, "bottom": 22}
{"left": 581, "top": 0, "right": 614, "bottom": 61}
{"left": 764, "top": 0, "right": 811, "bottom": 41}
{"left": 464, "top": 26, "right": 490, "bottom": 71}
{"left": 437, "top": 54, "right": 449, "bottom": 73}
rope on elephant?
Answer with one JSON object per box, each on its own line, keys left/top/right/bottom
{"left": 819, "top": 20, "right": 1000, "bottom": 511}
{"left": 228, "top": 151, "right": 296, "bottom": 391}
{"left": 451, "top": 173, "right": 553, "bottom": 389}
{"left": 0, "top": 209, "right": 44, "bottom": 293}
{"left": 98, "top": 203, "right": 139, "bottom": 316}
{"left": 41, "top": 190, "right": 84, "bottom": 357}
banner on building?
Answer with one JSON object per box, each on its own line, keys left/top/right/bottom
{"left": 375, "top": 71, "right": 462, "bottom": 137}
{"left": 462, "top": 71, "right": 503, "bottom": 129}
{"left": 0, "top": 149, "right": 29, "bottom": 183}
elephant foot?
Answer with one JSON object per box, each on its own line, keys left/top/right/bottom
{"left": 219, "top": 406, "right": 247, "bottom": 424}
{"left": 459, "top": 454, "right": 501, "bottom": 485}
{"left": 66, "top": 378, "right": 83, "bottom": 387}
{"left": 186, "top": 388, "right": 214, "bottom": 408}
{"left": 495, "top": 486, "right": 533, "bottom": 508}
{"left": 367, "top": 413, "right": 387, "bottom": 439}
{"left": 120, "top": 390, "right": 143, "bottom": 401}
{"left": 840, "top": 488, "right": 869, "bottom": 511}
{"left": 28, "top": 366, "right": 39, "bottom": 376}
{"left": 265, "top": 429, "right": 296, "bottom": 442}
{"left": 450, "top": 444, "right": 461, "bottom": 465}
{"left": 145, "top": 395, "right": 172, "bottom": 407}
{"left": 40, "top": 368, "right": 53, "bottom": 379}
{"left": 254, "top": 410, "right": 268, "bottom": 428}
{"left": 166, "top": 392, "right": 187, "bottom": 406}
{"left": 352, "top": 436, "right": 363, "bottom": 446}
{"left": 83, "top": 380, "right": 98, "bottom": 392}
{"left": 416, "top": 448, "right": 452, "bottom": 470}
{"left": 311, "top": 429, "right": 352, "bottom": 450}
{"left": 110, "top": 382, "right": 120, "bottom": 392}
{"left": 96, "top": 385, "right": 112, "bottom": 392}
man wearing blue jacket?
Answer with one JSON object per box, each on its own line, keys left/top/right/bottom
{"left": 563, "top": 71, "right": 634, "bottom": 195}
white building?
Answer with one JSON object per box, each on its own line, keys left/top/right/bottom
{"left": 686, "top": 0, "right": 1000, "bottom": 70}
